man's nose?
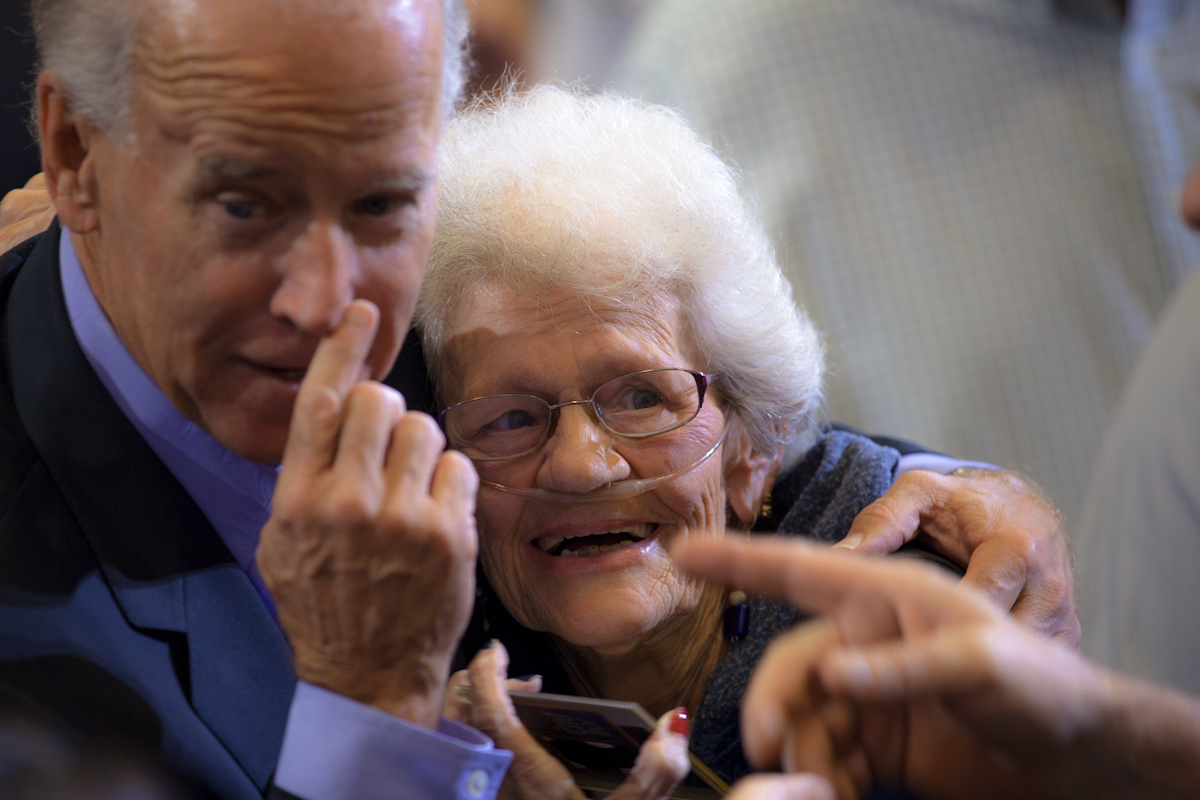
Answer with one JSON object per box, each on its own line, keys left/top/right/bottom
{"left": 270, "top": 220, "right": 358, "bottom": 335}
{"left": 535, "top": 405, "right": 630, "bottom": 494}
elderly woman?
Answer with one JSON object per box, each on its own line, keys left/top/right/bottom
{"left": 417, "top": 85, "right": 1065, "bottom": 799}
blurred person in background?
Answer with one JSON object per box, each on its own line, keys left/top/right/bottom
{"left": 614, "top": 0, "right": 1200, "bottom": 530}
{"left": 1075, "top": 160, "right": 1200, "bottom": 695}
{"left": 460, "top": 0, "right": 654, "bottom": 94}
{"left": 0, "top": 1, "right": 40, "bottom": 196}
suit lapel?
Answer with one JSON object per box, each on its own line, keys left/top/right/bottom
{"left": 5, "top": 224, "right": 295, "bottom": 791}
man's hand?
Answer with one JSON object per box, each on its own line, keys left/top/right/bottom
{"left": 673, "top": 537, "right": 1200, "bottom": 800}
{"left": 0, "top": 174, "right": 56, "bottom": 252}
{"left": 256, "top": 300, "right": 480, "bottom": 727}
{"left": 833, "top": 468, "right": 1079, "bottom": 647}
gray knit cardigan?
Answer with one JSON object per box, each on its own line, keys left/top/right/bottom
{"left": 688, "top": 430, "right": 900, "bottom": 783}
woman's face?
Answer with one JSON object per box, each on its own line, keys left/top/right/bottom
{"left": 441, "top": 286, "right": 747, "bottom": 650}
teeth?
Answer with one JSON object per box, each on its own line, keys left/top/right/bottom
{"left": 535, "top": 524, "right": 657, "bottom": 556}
{"left": 625, "top": 524, "right": 653, "bottom": 540}
{"left": 536, "top": 536, "right": 565, "bottom": 554}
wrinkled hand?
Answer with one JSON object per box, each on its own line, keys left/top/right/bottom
{"left": 673, "top": 538, "right": 1113, "bottom": 800}
{"left": 0, "top": 174, "right": 56, "bottom": 252}
{"left": 256, "top": 301, "right": 479, "bottom": 726}
{"left": 833, "top": 468, "right": 1079, "bottom": 647}
{"left": 453, "top": 641, "right": 691, "bottom": 800}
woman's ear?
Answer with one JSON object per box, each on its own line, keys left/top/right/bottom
{"left": 723, "top": 416, "right": 784, "bottom": 528}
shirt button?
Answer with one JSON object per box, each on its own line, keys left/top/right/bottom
{"left": 465, "top": 768, "right": 489, "bottom": 798}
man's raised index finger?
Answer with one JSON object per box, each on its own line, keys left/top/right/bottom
{"left": 282, "top": 300, "right": 380, "bottom": 468}
{"left": 672, "top": 537, "right": 983, "bottom": 623}
{"left": 671, "top": 538, "right": 858, "bottom": 616}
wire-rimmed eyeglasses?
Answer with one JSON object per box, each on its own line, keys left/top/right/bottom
{"left": 437, "top": 368, "right": 718, "bottom": 462}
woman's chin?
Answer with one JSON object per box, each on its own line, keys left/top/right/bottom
{"left": 550, "top": 617, "right": 660, "bottom": 651}
{"left": 522, "top": 587, "right": 669, "bottom": 650}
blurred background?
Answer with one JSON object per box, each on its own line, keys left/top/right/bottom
{"left": 0, "top": 0, "right": 40, "bottom": 197}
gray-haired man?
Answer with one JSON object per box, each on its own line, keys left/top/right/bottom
{"left": 0, "top": 1, "right": 511, "bottom": 798}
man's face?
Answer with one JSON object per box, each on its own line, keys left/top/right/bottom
{"left": 78, "top": 0, "right": 444, "bottom": 463}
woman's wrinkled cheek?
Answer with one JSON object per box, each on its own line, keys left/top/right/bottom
{"left": 476, "top": 492, "right": 545, "bottom": 630}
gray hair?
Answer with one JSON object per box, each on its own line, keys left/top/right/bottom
{"left": 29, "top": 0, "right": 470, "bottom": 136}
{"left": 416, "top": 85, "right": 825, "bottom": 469}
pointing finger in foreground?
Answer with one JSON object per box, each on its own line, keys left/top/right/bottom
{"left": 739, "top": 620, "right": 842, "bottom": 770}
{"left": 724, "top": 774, "right": 836, "bottom": 800}
{"left": 671, "top": 537, "right": 995, "bottom": 626}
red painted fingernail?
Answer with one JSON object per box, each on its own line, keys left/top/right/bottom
{"left": 669, "top": 707, "right": 689, "bottom": 738}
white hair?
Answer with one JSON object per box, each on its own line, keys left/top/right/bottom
{"left": 417, "top": 85, "right": 825, "bottom": 469}
{"left": 29, "top": 0, "right": 469, "bottom": 135}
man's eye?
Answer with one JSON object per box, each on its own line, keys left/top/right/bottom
{"left": 222, "top": 200, "right": 260, "bottom": 220}
{"left": 357, "top": 196, "right": 395, "bottom": 216}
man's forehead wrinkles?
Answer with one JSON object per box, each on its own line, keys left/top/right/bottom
{"left": 141, "top": 66, "right": 420, "bottom": 113}
{"left": 145, "top": 90, "right": 427, "bottom": 140}
{"left": 198, "top": 154, "right": 278, "bottom": 180}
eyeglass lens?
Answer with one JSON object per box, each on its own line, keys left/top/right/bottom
{"left": 442, "top": 369, "right": 705, "bottom": 461}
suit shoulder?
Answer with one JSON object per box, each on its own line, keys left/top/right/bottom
{"left": 0, "top": 265, "right": 40, "bottom": 514}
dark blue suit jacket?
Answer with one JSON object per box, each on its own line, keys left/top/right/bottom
{"left": 0, "top": 226, "right": 434, "bottom": 798}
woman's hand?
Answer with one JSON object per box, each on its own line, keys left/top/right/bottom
{"left": 0, "top": 174, "right": 56, "bottom": 252}
{"left": 451, "top": 641, "right": 692, "bottom": 800}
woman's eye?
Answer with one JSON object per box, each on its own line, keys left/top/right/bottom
{"left": 623, "top": 388, "right": 662, "bottom": 410}
{"left": 488, "top": 409, "right": 538, "bottom": 432}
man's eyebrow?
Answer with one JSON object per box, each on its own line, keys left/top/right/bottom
{"left": 198, "top": 155, "right": 278, "bottom": 180}
{"left": 365, "top": 170, "right": 433, "bottom": 194}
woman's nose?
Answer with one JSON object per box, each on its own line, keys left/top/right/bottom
{"left": 535, "top": 405, "right": 630, "bottom": 493}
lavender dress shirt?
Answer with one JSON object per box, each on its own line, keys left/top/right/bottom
{"left": 59, "top": 229, "right": 511, "bottom": 800}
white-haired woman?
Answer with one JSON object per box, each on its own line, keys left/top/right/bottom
{"left": 421, "top": 85, "right": 983, "bottom": 799}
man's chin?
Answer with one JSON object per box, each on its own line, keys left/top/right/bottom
{"left": 200, "top": 405, "right": 293, "bottom": 466}
{"left": 194, "top": 373, "right": 305, "bottom": 465}
{"left": 214, "top": 423, "right": 290, "bottom": 466}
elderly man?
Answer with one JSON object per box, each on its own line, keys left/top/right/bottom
{"left": 0, "top": 0, "right": 511, "bottom": 798}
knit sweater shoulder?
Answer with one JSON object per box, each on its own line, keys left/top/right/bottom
{"left": 689, "top": 431, "right": 900, "bottom": 783}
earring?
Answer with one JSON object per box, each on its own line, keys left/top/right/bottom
{"left": 723, "top": 590, "right": 750, "bottom": 640}
{"left": 758, "top": 490, "right": 772, "bottom": 520}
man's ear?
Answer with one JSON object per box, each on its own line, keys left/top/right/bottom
{"left": 37, "top": 70, "right": 100, "bottom": 233}
{"left": 723, "top": 415, "right": 784, "bottom": 528}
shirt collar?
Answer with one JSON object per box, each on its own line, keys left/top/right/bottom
{"left": 58, "top": 229, "right": 278, "bottom": 574}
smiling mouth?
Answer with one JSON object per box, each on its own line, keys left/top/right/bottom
{"left": 534, "top": 523, "right": 657, "bottom": 557}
